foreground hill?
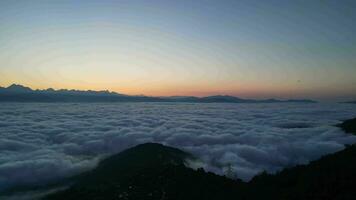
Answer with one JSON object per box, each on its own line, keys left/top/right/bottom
{"left": 0, "top": 84, "right": 316, "bottom": 103}
{"left": 44, "top": 143, "right": 245, "bottom": 200}
{"left": 43, "top": 142, "right": 356, "bottom": 200}
{"left": 337, "top": 118, "right": 356, "bottom": 135}
{"left": 247, "top": 144, "right": 356, "bottom": 200}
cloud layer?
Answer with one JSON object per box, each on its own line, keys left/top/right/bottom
{"left": 1, "top": 102, "right": 356, "bottom": 189}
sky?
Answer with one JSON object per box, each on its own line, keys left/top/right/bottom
{"left": 0, "top": 0, "right": 355, "bottom": 101}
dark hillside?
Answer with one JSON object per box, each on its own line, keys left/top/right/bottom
{"left": 44, "top": 143, "right": 246, "bottom": 200}
{"left": 41, "top": 118, "right": 356, "bottom": 200}
{"left": 44, "top": 143, "right": 356, "bottom": 200}
{"left": 337, "top": 118, "right": 356, "bottom": 135}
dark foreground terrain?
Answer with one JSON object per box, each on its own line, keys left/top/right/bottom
{"left": 337, "top": 118, "right": 356, "bottom": 135}
{"left": 3, "top": 118, "right": 356, "bottom": 200}
{"left": 44, "top": 143, "right": 245, "bottom": 200}
{"left": 45, "top": 144, "right": 356, "bottom": 200}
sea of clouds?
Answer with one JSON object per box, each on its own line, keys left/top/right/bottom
{"left": 1, "top": 102, "right": 356, "bottom": 190}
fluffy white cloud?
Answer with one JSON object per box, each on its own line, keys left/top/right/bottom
{"left": 0, "top": 102, "right": 356, "bottom": 189}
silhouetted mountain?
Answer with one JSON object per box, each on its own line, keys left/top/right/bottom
{"left": 337, "top": 118, "right": 356, "bottom": 135}
{"left": 0, "top": 84, "right": 159, "bottom": 103}
{"left": 0, "top": 84, "right": 317, "bottom": 103}
{"left": 42, "top": 141, "right": 356, "bottom": 200}
{"left": 247, "top": 144, "right": 356, "bottom": 200}
{"left": 164, "top": 96, "right": 316, "bottom": 103}
{"left": 201, "top": 95, "right": 245, "bottom": 102}
{"left": 343, "top": 101, "right": 356, "bottom": 104}
{"left": 43, "top": 143, "right": 245, "bottom": 200}
{"left": 1, "top": 84, "right": 32, "bottom": 92}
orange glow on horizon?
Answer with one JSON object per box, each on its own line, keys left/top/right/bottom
{"left": 0, "top": 78, "right": 310, "bottom": 99}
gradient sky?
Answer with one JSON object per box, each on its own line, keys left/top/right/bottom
{"left": 0, "top": 0, "right": 355, "bottom": 101}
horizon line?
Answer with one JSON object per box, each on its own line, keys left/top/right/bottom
{"left": 0, "top": 83, "right": 323, "bottom": 102}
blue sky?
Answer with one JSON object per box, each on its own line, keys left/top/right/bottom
{"left": 0, "top": 0, "right": 355, "bottom": 101}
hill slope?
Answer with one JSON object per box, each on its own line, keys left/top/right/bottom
{"left": 337, "top": 118, "right": 356, "bottom": 135}
{"left": 247, "top": 144, "right": 356, "bottom": 200}
{"left": 44, "top": 142, "right": 356, "bottom": 200}
{"left": 44, "top": 143, "right": 245, "bottom": 200}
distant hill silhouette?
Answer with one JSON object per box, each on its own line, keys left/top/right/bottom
{"left": 343, "top": 101, "right": 356, "bottom": 104}
{"left": 0, "top": 84, "right": 316, "bottom": 103}
{"left": 4, "top": 84, "right": 33, "bottom": 92}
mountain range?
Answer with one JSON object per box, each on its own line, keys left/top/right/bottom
{"left": 0, "top": 84, "right": 316, "bottom": 103}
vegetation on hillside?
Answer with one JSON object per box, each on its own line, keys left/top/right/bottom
{"left": 44, "top": 143, "right": 246, "bottom": 200}
{"left": 44, "top": 142, "right": 356, "bottom": 199}
{"left": 337, "top": 118, "right": 356, "bottom": 135}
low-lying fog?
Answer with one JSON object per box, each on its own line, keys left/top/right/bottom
{"left": 1, "top": 102, "right": 356, "bottom": 190}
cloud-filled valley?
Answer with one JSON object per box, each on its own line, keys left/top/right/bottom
{"left": 1, "top": 102, "right": 356, "bottom": 190}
